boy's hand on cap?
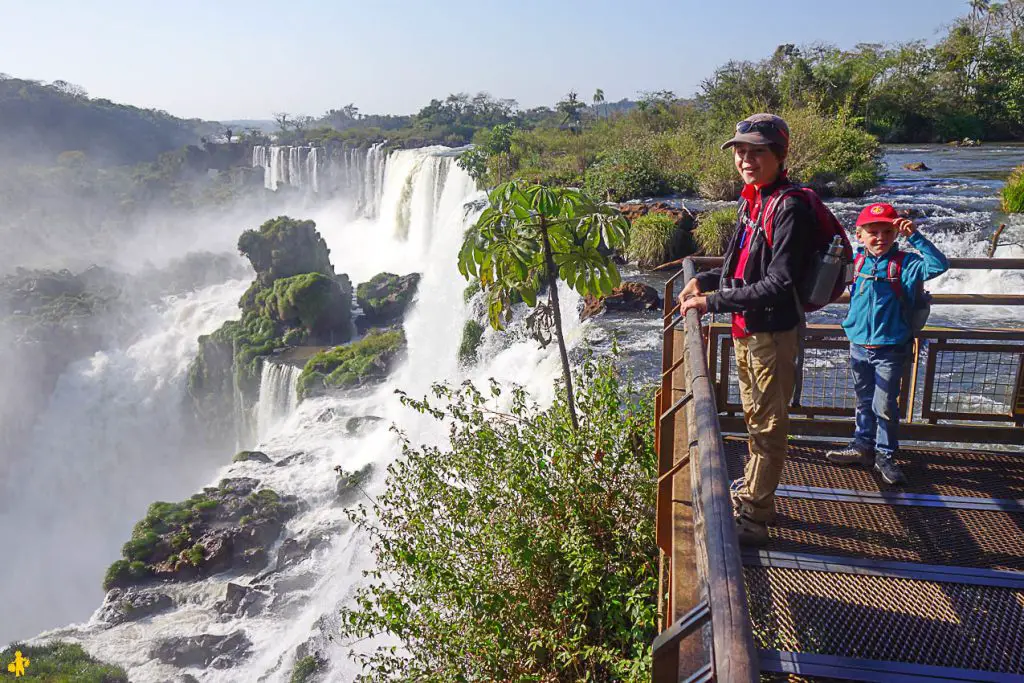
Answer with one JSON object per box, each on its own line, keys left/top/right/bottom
{"left": 895, "top": 217, "right": 916, "bottom": 237}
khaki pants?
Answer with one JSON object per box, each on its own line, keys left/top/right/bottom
{"left": 733, "top": 328, "right": 799, "bottom": 523}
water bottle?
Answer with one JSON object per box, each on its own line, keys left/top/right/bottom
{"left": 806, "top": 235, "right": 846, "bottom": 308}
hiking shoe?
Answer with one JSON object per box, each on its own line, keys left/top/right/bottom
{"left": 826, "top": 445, "right": 874, "bottom": 466}
{"left": 729, "top": 477, "right": 777, "bottom": 525}
{"left": 874, "top": 453, "right": 907, "bottom": 485}
{"left": 735, "top": 514, "right": 769, "bottom": 546}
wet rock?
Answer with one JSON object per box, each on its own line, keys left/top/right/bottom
{"left": 275, "top": 452, "right": 305, "bottom": 467}
{"left": 151, "top": 631, "right": 251, "bottom": 669}
{"left": 97, "top": 588, "right": 173, "bottom": 625}
{"left": 355, "top": 272, "right": 421, "bottom": 325}
{"left": 615, "top": 201, "right": 695, "bottom": 230}
{"left": 345, "top": 415, "right": 382, "bottom": 435}
{"left": 335, "top": 464, "right": 373, "bottom": 505}
{"left": 232, "top": 450, "right": 272, "bottom": 464}
{"left": 276, "top": 535, "right": 324, "bottom": 571}
{"left": 214, "top": 582, "right": 267, "bottom": 618}
{"left": 580, "top": 282, "right": 662, "bottom": 321}
{"left": 903, "top": 162, "right": 930, "bottom": 171}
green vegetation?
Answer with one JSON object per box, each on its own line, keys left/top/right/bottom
{"left": 104, "top": 494, "right": 219, "bottom": 588}
{"left": 459, "top": 182, "right": 629, "bottom": 429}
{"left": 1001, "top": 165, "right": 1024, "bottom": 214}
{"left": 0, "top": 642, "right": 128, "bottom": 682}
{"left": 297, "top": 329, "right": 406, "bottom": 399}
{"left": 338, "top": 354, "right": 657, "bottom": 681}
{"left": 462, "top": 279, "right": 481, "bottom": 302}
{"left": 627, "top": 213, "right": 680, "bottom": 268}
{"left": 693, "top": 208, "right": 739, "bottom": 257}
{"left": 700, "top": 5, "right": 1024, "bottom": 142}
{"left": 457, "top": 320, "right": 485, "bottom": 364}
{"left": 290, "top": 654, "right": 326, "bottom": 683}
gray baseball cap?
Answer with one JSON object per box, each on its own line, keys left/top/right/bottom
{"left": 721, "top": 113, "right": 791, "bottom": 151}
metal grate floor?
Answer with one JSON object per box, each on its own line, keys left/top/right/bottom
{"left": 735, "top": 439, "right": 1024, "bottom": 680}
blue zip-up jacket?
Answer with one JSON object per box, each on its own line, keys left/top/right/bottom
{"left": 842, "top": 231, "right": 949, "bottom": 346}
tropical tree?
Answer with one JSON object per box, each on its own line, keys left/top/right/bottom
{"left": 557, "top": 90, "right": 586, "bottom": 132}
{"left": 458, "top": 181, "right": 629, "bottom": 429}
{"left": 593, "top": 87, "right": 606, "bottom": 119}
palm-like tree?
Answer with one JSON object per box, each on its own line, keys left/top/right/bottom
{"left": 593, "top": 88, "right": 606, "bottom": 120}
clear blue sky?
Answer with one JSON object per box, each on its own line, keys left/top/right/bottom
{"left": 1, "top": 0, "right": 969, "bottom": 121}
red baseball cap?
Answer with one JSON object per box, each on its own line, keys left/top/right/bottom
{"left": 855, "top": 202, "right": 899, "bottom": 227}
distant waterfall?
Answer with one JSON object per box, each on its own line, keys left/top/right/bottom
{"left": 252, "top": 145, "right": 320, "bottom": 191}
{"left": 255, "top": 361, "right": 301, "bottom": 441}
{"left": 322, "top": 141, "right": 388, "bottom": 217}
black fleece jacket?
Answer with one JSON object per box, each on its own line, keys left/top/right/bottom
{"left": 695, "top": 176, "right": 813, "bottom": 333}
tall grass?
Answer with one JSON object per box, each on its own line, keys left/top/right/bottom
{"left": 1001, "top": 165, "right": 1024, "bottom": 214}
{"left": 626, "top": 213, "right": 679, "bottom": 268}
{"left": 693, "top": 208, "right": 738, "bottom": 256}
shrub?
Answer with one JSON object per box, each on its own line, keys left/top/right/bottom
{"left": 290, "top": 654, "right": 326, "bottom": 683}
{"left": 103, "top": 559, "right": 149, "bottom": 590}
{"left": 297, "top": 329, "right": 406, "bottom": 399}
{"left": 694, "top": 208, "right": 738, "bottom": 256}
{"left": 627, "top": 213, "right": 679, "bottom": 268}
{"left": 338, "top": 353, "right": 657, "bottom": 681}
{"left": 784, "top": 107, "right": 883, "bottom": 197}
{"left": 0, "top": 642, "right": 129, "bottom": 682}
{"left": 457, "top": 320, "right": 485, "bottom": 364}
{"left": 584, "top": 146, "right": 670, "bottom": 201}
{"left": 1001, "top": 165, "right": 1024, "bottom": 214}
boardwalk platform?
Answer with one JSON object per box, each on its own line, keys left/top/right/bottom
{"left": 652, "top": 257, "right": 1024, "bottom": 683}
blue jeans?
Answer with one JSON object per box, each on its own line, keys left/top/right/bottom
{"left": 850, "top": 343, "right": 908, "bottom": 458}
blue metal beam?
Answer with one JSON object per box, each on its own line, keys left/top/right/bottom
{"left": 760, "top": 650, "right": 1022, "bottom": 682}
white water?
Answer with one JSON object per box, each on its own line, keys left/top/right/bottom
{"left": 253, "top": 143, "right": 389, "bottom": 213}
{"left": 0, "top": 280, "right": 249, "bottom": 646}
{"left": 25, "top": 146, "right": 583, "bottom": 682}
{"left": 255, "top": 362, "right": 301, "bottom": 443}
{"left": 252, "top": 145, "right": 320, "bottom": 192}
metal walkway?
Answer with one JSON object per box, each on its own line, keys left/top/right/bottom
{"left": 653, "top": 257, "right": 1024, "bottom": 683}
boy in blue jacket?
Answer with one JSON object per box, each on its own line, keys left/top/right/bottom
{"left": 827, "top": 202, "right": 949, "bottom": 484}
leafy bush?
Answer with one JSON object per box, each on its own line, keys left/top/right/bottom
{"left": 290, "top": 654, "right": 326, "bottom": 683}
{"left": 103, "top": 559, "right": 149, "bottom": 590}
{"left": 457, "top": 320, "right": 485, "bottom": 364}
{"left": 584, "top": 146, "right": 670, "bottom": 201}
{"left": 0, "top": 641, "right": 128, "bottom": 682}
{"left": 1002, "top": 164, "right": 1024, "bottom": 213}
{"left": 627, "top": 213, "right": 679, "bottom": 268}
{"left": 338, "top": 354, "right": 657, "bottom": 681}
{"left": 784, "top": 108, "right": 883, "bottom": 197}
{"left": 694, "top": 208, "right": 739, "bottom": 256}
{"left": 297, "top": 329, "right": 406, "bottom": 399}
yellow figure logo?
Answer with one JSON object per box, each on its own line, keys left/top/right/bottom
{"left": 6, "top": 650, "right": 30, "bottom": 677}
{"left": 870, "top": 204, "right": 885, "bottom": 215}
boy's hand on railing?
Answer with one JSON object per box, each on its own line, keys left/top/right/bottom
{"left": 895, "top": 217, "right": 917, "bottom": 238}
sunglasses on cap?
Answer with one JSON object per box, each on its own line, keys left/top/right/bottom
{"left": 736, "top": 119, "right": 789, "bottom": 140}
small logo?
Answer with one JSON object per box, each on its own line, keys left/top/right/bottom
{"left": 870, "top": 204, "right": 886, "bottom": 215}
{"left": 6, "top": 651, "right": 30, "bottom": 677}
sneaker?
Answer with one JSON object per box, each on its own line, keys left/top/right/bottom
{"left": 826, "top": 445, "right": 874, "bottom": 466}
{"left": 874, "top": 453, "right": 907, "bottom": 485}
{"left": 729, "top": 477, "right": 777, "bottom": 525}
{"left": 735, "top": 514, "right": 769, "bottom": 546}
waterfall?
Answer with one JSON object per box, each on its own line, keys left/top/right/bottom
{"left": 22, "top": 146, "right": 582, "bottom": 683}
{"left": 252, "top": 145, "right": 321, "bottom": 192}
{"left": 255, "top": 361, "right": 301, "bottom": 442}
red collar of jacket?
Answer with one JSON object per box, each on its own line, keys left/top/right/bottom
{"left": 740, "top": 171, "right": 791, "bottom": 206}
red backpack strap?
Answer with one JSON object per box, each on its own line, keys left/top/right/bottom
{"left": 760, "top": 185, "right": 802, "bottom": 247}
{"left": 888, "top": 251, "right": 906, "bottom": 300}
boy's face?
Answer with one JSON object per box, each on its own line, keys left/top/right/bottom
{"left": 857, "top": 221, "right": 897, "bottom": 256}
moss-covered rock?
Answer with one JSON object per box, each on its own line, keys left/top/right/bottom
{"left": 237, "top": 216, "right": 335, "bottom": 289}
{"left": 0, "top": 642, "right": 128, "bottom": 682}
{"left": 580, "top": 282, "right": 662, "bottom": 321}
{"left": 693, "top": 208, "right": 738, "bottom": 257}
{"left": 258, "top": 272, "right": 352, "bottom": 345}
{"left": 297, "top": 329, "right": 406, "bottom": 400}
{"left": 335, "top": 464, "right": 373, "bottom": 505}
{"left": 355, "top": 272, "right": 421, "bottom": 324}
{"left": 103, "top": 480, "right": 299, "bottom": 590}
{"left": 233, "top": 450, "right": 272, "bottom": 464}
{"left": 458, "top": 320, "right": 485, "bottom": 365}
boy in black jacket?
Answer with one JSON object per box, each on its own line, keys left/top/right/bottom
{"left": 679, "top": 113, "right": 812, "bottom": 545}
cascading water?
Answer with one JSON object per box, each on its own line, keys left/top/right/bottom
{"left": 252, "top": 145, "right": 321, "bottom": 192}
{"left": 255, "top": 361, "right": 302, "bottom": 443}
{"left": 26, "top": 145, "right": 581, "bottom": 683}
{"left": 0, "top": 280, "right": 249, "bottom": 646}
